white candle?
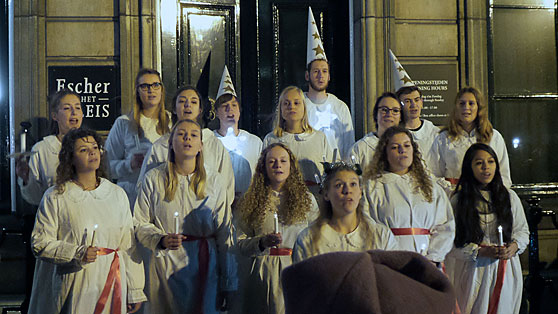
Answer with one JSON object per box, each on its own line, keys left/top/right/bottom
{"left": 134, "top": 134, "right": 141, "bottom": 151}
{"left": 332, "top": 148, "right": 338, "bottom": 162}
{"left": 314, "top": 174, "right": 321, "bottom": 185}
{"left": 20, "top": 131, "right": 26, "bottom": 153}
{"left": 274, "top": 213, "right": 279, "bottom": 234}
{"left": 174, "top": 212, "right": 179, "bottom": 234}
{"left": 498, "top": 225, "right": 504, "bottom": 246}
{"left": 90, "top": 224, "right": 98, "bottom": 246}
{"left": 351, "top": 155, "right": 357, "bottom": 165}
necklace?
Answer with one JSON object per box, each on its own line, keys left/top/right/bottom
{"left": 72, "top": 178, "right": 100, "bottom": 191}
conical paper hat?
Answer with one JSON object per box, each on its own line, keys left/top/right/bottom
{"left": 216, "top": 65, "right": 237, "bottom": 100}
{"left": 389, "top": 49, "right": 415, "bottom": 92}
{"left": 307, "top": 7, "right": 327, "bottom": 65}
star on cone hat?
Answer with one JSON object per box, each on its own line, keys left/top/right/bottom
{"left": 307, "top": 7, "right": 327, "bottom": 65}
{"left": 216, "top": 65, "right": 237, "bottom": 100}
{"left": 389, "top": 49, "right": 415, "bottom": 92}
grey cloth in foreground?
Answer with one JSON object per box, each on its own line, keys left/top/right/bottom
{"left": 282, "top": 250, "right": 455, "bottom": 314}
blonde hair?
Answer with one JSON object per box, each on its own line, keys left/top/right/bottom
{"left": 132, "top": 68, "right": 171, "bottom": 138}
{"left": 164, "top": 119, "right": 206, "bottom": 201}
{"left": 237, "top": 143, "right": 313, "bottom": 233}
{"left": 365, "top": 126, "right": 433, "bottom": 202}
{"left": 272, "top": 86, "right": 313, "bottom": 137}
{"left": 309, "top": 166, "right": 375, "bottom": 255}
{"left": 443, "top": 87, "right": 493, "bottom": 143}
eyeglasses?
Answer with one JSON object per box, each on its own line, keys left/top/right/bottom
{"left": 378, "top": 106, "right": 401, "bottom": 115}
{"left": 137, "top": 82, "right": 162, "bottom": 91}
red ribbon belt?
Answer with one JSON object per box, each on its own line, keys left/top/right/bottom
{"left": 477, "top": 244, "right": 507, "bottom": 314}
{"left": 445, "top": 178, "right": 459, "bottom": 185}
{"left": 390, "top": 228, "right": 431, "bottom": 236}
{"left": 304, "top": 180, "right": 318, "bottom": 186}
{"left": 94, "top": 248, "right": 121, "bottom": 314}
{"left": 269, "top": 247, "right": 293, "bottom": 256}
{"left": 183, "top": 234, "right": 211, "bottom": 314}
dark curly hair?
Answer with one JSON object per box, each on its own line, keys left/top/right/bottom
{"left": 55, "top": 128, "right": 108, "bottom": 193}
{"left": 364, "top": 126, "right": 433, "bottom": 202}
{"left": 453, "top": 143, "right": 512, "bottom": 248}
{"left": 237, "top": 143, "right": 313, "bottom": 233}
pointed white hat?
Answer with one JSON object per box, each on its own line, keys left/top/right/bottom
{"left": 389, "top": 49, "right": 415, "bottom": 92}
{"left": 307, "top": 7, "right": 327, "bottom": 65}
{"left": 216, "top": 65, "right": 237, "bottom": 100}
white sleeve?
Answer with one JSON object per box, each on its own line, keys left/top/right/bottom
{"left": 338, "top": 105, "right": 355, "bottom": 160}
{"left": 292, "top": 231, "right": 312, "bottom": 263}
{"left": 19, "top": 147, "right": 48, "bottom": 205}
{"left": 426, "top": 134, "right": 445, "bottom": 178}
{"left": 425, "top": 186, "right": 456, "bottom": 262}
{"left": 136, "top": 144, "right": 157, "bottom": 193}
{"left": 509, "top": 190, "right": 529, "bottom": 254}
{"left": 493, "top": 131, "right": 512, "bottom": 188}
{"left": 31, "top": 192, "right": 87, "bottom": 265}
{"left": 133, "top": 174, "right": 167, "bottom": 253}
{"left": 446, "top": 243, "right": 480, "bottom": 261}
{"left": 105, "top": 119, "right": 134, "bottom": 179}
{"left": 213, "top": 138, "right": 236, "bottom": 205}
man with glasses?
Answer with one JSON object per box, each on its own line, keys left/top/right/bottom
{"left": 348, "top": 92, "right": 403, "bottom": 174}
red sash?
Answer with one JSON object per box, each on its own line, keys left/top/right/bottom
{"left": 269, "top": 247, "right": 293, "bottom": 256}
{"left": 94, "top": 248, "right": 121, "bottom": 314}
{"left": 390, "top": 228, "right": 431, "bottom": 236}
{"left": 183, "top": 235, "right": 211, "bottom": 314}
{"left": 445, "top": 178, "right": 459, "bottom": 185}
{"left": 304, "top": 180, "right": 318, "bottom": 186}
{"left": 487, "top": 258, "right": 508, "bottom": 314}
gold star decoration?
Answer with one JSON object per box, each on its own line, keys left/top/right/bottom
{"left": 397, "top": 66, "right": 404, "bottom": 72}
{"left": 224, "top": 86, "right": 235, "bottom": 94}
{"left": 312, "top": 44, "right": 325, "bottom": 57}
{"left": 312, "top": 32, "right": 320, "bottom": 40}
{"left": 311, "top": 21, "right": 316, "bottom": 25}
{"left": 225, "top": 79, "right": 233, "bottom": 85}
{"left": 401, "top": 75, "right": 413, "bottom": 84}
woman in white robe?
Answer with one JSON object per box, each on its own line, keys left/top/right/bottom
{"left": 446, "top": 143, "right": 529, "bottom": 314}
{"left": 138, "top": 86, "right": 234, "bottom": 203}
{"left": 427, "top": 87, "right": 512, "bottom": 188}
{"left": 30, "top": 128, "right": 146, "bottom": 314}
{"left": 348, "top": 92, "right": 403, "bottom": 174}
{"left": 293, "top": 162, "right": 397, "bottom": 263}
{"left": 235, "top": 143, "right": 318, "bottom": 314}
{"left": 105, "top": 68, "right": 171, "bottom": 207}
{"left": 263, "top": 86, "right": 333, "bottom": 198}
{"left": 363, "top": 126, "right": 455, "bottom": 264}
{"left": 134, "top": 119, "right": 237, "bottom": 314}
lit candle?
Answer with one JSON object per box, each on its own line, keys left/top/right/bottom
{"left": 174, "top": 212, "right": 179, "bottom": 234}
{"left": 498, "top": 225, "right": 504, "bottom": 246}
{"left": 90, "top": 224, "right": 98, "bottom": 246}
{"left": 274, "top": 213, "right": 279, "bottom": 234}
{"left": 314, "top": 174, "right": 321, "bottom": 185}
{"left": 351, "top": 155, "right": 357, "bottom": 165}
{"left": 20, "top": 131, "right": 26, "bottom": 153}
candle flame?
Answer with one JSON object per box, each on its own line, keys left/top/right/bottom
{"left": 94, "top": 224, "right": 98, "bottom": 229}
{"left": 174, "top": 212, "right": 179, "bottom": 217}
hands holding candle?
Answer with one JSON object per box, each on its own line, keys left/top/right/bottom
{"left": 478, "top": 225, "right": 519, "bottom": 260}
{"left": 160, "top": 212, "right": 186, "bottom": 250}
{"left": 82, "top": 225, "right": 99, "bottom": 264}
{"left": 258, "top": 213, "right": 282, "bottom": 251}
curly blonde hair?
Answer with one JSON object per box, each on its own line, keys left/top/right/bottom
{"left": 443, "top": 87, "right": 493, "bottom": 143}
{"left": 237, "top": 143, "right": 313, "bottom": 233}
{"left": 272, "top": 86, "right": 314, "bottom": 137}
{"left": 308, "top": 165, "right": 375, "bottom": 255}
{"left": 364, "top": 126, "right": 433, "bottom": 202}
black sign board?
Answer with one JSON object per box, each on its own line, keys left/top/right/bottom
{"left": 402, "top": 63, "right": 458, "bottom": 126}
{"left": 48, "top": 66, "right": 120, "bottom": 132}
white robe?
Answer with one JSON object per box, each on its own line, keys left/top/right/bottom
{"left": 262, "top": 131, "right": 333, "bottom": 197}
{"left": 138, "top": 128, "right": 235, "bottom": 204}
{"left": 427, "top": 128, "right": 512, "bottom": 187}
{"left": 348, "top": 132, "right": 379, "bottom": 175}
{"left": 105, "top": 114, "right": 169, "bottom": 207}
{"left": 214, "top": 129, "right": 262, "bottom": 196}
{"left": 134, "top": 166, "right": 237, "bottom": 314}
{"left": 292, "top": 215, "right": 398, "bottom": 263}
{"left": 304, "top": 93, "right": 355, "bottom": 159}
{"left": 17, "top": 135, "right": 60, "bottom": 208}
{"left": 363, "top": 172, "right": 455, "bottom": 262}
{"left": 408, "top": 119, "right": 440, "bottom": 162}
{"left": 235, "top": 191, "right": 319, "bottom": 314}
{"left": 446, "top": 189, "right": 529, "bottom": 314}
{"left": 29, "top": 179, "right": 146, "bottom": 314}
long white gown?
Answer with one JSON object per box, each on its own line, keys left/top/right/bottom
{"left": 363, "top": 172, "right": 455, "bottom": 262}
{"left": 292, "top": 215, "right": 398, "bottom": 263}
{"left": 105, "top": 113, "right": 169, "bottom": 207}
{"left": 134, "top": 165, "right": 237, "bottom": 314}
{"left": 17, "top": 135, "right": 61, "bottom": 208}
{"left": 408, "top": 119, "right": 440, "bottom": 163}
{"left": 29, "top": 179, "right": 146, "bottom": 314}
{"left": 138, "top": 128, "right": 235, "bottom": 204}
{"left": 262, "top": 130, "right": 333, "bottom": 197}
{"left": 304, "top": 93, "right": 355, "bottom": 159}
{"left": 235, "top": 191, "right": 319, "bottom": 314}
{"left": 213, "top": 129, "right": 262, "bottom": 196}
{"left": 347, "top": 132, "right": 379, "bottom": 175}
{"left": 446, "top": 189, "right": 529, "bottom": 314}
{"left": 427, "top": 128, "right": 512, "bottom": 187}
